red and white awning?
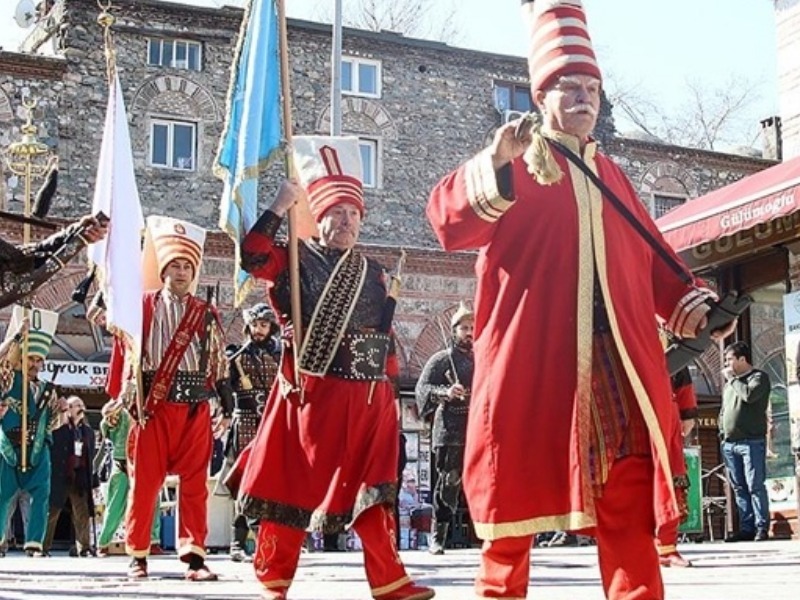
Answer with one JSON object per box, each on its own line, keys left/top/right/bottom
{"left": 657, "top": 156, "right": 800, "bottom": 262}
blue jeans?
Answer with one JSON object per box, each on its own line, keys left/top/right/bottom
{"left": 721, "top": 439, "right": 770, "bottom": 533}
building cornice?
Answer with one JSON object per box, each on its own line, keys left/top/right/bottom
{"left": 0, "top": 51, "right": 67, "bottom": 80}
{"left": 606, "top": 136, "right": 777, "bottom": 171}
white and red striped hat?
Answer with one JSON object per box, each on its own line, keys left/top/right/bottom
{"left": 292, "top": 136, "right": 365, "bottom": 223}
{"left": 141, "top": 215, "right": 206, "bottom": 293}
{"left": 522, "top": 0, "right": 602, "bottom": 92}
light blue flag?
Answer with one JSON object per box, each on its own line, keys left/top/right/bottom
{"left": 215, "top": 0, "right": 282, "bottom": 305}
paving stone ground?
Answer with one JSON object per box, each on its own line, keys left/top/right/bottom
{"left": 0, "top": 539, "right": 799, "bottom": 599}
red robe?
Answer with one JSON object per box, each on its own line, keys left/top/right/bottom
{"left": 235, "top": 227, "right": 401, "bottom": 533}
{"left": 427, "top": 132, "right": 711, "bottom": 540}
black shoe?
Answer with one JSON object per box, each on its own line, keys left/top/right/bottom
{"left": 725, "top": 531, "right": 756, "bottom": 542}
{"left": 754, "top": 529, "right": 769, "bottom": 541}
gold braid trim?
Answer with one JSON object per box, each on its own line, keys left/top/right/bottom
{"left": 298, "top": 249, "right": 367, "bottom": 376}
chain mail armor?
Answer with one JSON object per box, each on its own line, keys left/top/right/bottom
{"left": 415, "top": 344, "right": 474, "bottom": 447}
{"left": 227, "top": 341, "right": 279, "bottom": 457}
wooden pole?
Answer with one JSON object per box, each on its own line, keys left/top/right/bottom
{"left": 277, "top": 0, "right": 304, "bottom": 384}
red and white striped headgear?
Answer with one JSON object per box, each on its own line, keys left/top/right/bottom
{"left": 292, "top": 136, "right": 365, "bottom": 223}
{"left": 141, "top": 215, "right": 206, "bottom": 293}
{"left": 522, "top": 0, "right": 602, "bottom": 92}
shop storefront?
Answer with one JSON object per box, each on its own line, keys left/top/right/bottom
{"left": 657, "top": 155, "right": 800, "bottom": 539}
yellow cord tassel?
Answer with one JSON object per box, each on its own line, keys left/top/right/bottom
{"left": 522, "top": 113, "right": 564, "bottom": 186}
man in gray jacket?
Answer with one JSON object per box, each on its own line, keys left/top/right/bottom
{"left": 719, "top": 341, "right": 771, "bottom": 542}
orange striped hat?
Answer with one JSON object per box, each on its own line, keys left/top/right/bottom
{"left": 522, "top": 0, "right": 602, "bottom": 92}
{"left": 292, "top": 136, "right": 365, "bottom": 223}
{"left": 141, "top": 216, "right": 206, "bottom": 293}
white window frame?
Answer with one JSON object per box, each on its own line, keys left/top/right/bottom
{"left": 149, "top": 119, "right": 198, "bottom": 172}
{"left": 358, "top": 137, "right": 380, "bottom": 189}
{"left": 147, "top": 38, "right": 203, "bottom": 71}
{"left": 342, "top": 56, "right": 382, "bottom": 98}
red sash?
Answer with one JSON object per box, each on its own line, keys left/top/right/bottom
{"left": 142, "top": 294, "right": 206, "bottom": 414}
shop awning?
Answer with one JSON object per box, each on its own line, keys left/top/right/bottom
{"left": 657, "top": 156, "right": 800, "bottom": 269}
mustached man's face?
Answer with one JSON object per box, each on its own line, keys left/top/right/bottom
{"left": 534, "top": 74, "right": 601, "bottom": 141}
{"left": 318, "top": 203, "right": 362, "bottom": 250}
{"left": 27, "top": 356, "right": 44, "bottom": 380}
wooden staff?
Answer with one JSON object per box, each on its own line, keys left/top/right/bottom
{"left": 277, "top": 0, "right": 303, "bottom": 394}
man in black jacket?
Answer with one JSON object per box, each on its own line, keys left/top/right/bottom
{"left": 44, "top": 396, "right": 96, "bottom": 555}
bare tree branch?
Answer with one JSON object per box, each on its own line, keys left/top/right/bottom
{"left": 607, "top": 73, "right": 762, "bottom": 151}
{"left": 311, "top": 0, "right": 461, "bottom": 43}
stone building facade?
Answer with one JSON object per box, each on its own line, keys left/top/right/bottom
{"left": 0, "top": 0, "right": 776, "bottom": 390}
{"left": 776, "top": 0, "right": 800, "bottom": 159}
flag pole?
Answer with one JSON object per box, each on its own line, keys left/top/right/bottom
{"left": 277, "top": 0, "right": 304, "bottom": 372}
{"left": 4, "top": 98, "right": 52, "bottom": 472}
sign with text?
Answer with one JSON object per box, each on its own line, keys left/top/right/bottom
{"left": 39, "top": 360, "right": 108, "bottom": 389}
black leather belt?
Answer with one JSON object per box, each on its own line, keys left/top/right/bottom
{"left": 328, "top": 331, "right": 391, "bottom": 381}
{"left": 142, "top": 370, "right": 211, "bottom": 404}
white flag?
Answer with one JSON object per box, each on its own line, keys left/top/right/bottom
{"left": 88, "top": 72, "right": 144, "bottom": 360}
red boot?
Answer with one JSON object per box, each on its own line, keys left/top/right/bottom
{"left": 374, "top": 582, "right": 436, "bottom": 600}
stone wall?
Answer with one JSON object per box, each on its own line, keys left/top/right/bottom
{"left": 0, "top": 53, "right": 66, "bottom": 212}
{"left": 776, "top": 0, "right": 800, "bottom": 159}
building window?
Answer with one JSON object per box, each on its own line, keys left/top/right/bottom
{"left": 147, "top": 38, "right": 202, "bottom": 71}
{"left": 652, "top": 194, "right": 686, "bottom": 218}
{"left": 358, "top": 138, "right": 379, "bottom": 188}
{"left": 150, "top": 119, "right": 197, "bottom": 171}
{"left": 493, "top": 81, "right": 533, "bottom": 113}
{"left": 342, "top": 57, "right": 381, "bottom": 98}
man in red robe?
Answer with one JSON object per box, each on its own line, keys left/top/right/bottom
{"left": 105, "top": 216, "right": 232, "bottom": 581}
{"left": 656, "top": 367, "right": 698, "bottom": 568}
{"left": 237, "top": 136, "right": 434, "bottom": 600}
{"left": 427, "top": 2, "right": 719, "bottom": 598}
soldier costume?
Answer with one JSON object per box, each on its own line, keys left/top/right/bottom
{"left": 236, "top": 136, "right": 434, "bottom": 600}
{"left": 0, "top": 218, "right": 103, "bottom": 310}
{"left": 415, "top": 302, "right": 474, "bottom": 554}
{"left": 225, "top": 302, "right": 280, "bottom": 561}
{"left": 656, "top": 367, "right": 697, "bottom": 568}
{"left": 426, "top": 3, "right": 715, "bottom": 598}
{"left": 0, "top": 306, "right": 61, "bottom": 556}
{"left": 96, "top": 400, "right": 161, "bottom": 555}
{"left": 104, "top": 216, "right": 232, "bottom": 581}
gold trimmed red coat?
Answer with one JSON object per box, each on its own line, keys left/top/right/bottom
{"left": 426, "top": 131, "right": 712, "bottom": 540}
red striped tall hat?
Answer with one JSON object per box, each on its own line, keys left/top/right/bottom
{"left": 141, "top": 215, "right": 206, "bottom": 294}
{"left": 292, "top": 136, "right": 365, "bottom": 223}
{"left": 522, "top": 0, "right": 602, "bottom": 92}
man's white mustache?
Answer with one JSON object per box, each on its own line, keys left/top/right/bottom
{"left": 566, "top": 104, "right": 598, "bottom": 116}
